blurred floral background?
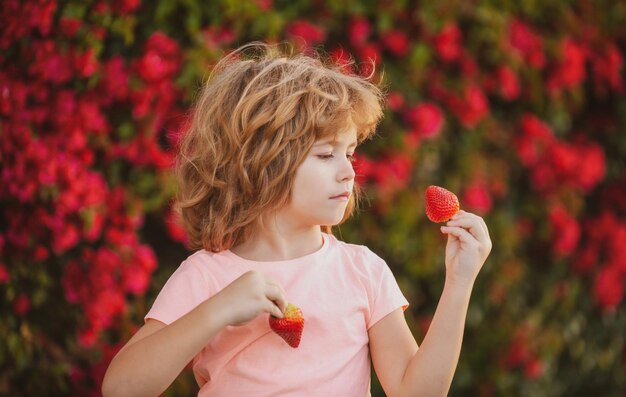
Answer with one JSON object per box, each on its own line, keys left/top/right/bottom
{"left": 1, "top": 0, "right": 625, "bottom": 395}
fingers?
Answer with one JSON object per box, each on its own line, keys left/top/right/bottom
{"left": 447, "top": 210, "right": 490, "bottom": 244}
{"left": 264, "top": 279, "right": 287, "bottom": 318}
{"left": 440, "top": 225, "right": 478, "bottom": 246}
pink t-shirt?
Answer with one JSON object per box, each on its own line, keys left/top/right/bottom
{"left": 145, "top": 233, "right": 408, "bottom": 397}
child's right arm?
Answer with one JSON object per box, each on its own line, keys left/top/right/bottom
{"left": 101, "top": 271, "right": 287, "bottom": 397}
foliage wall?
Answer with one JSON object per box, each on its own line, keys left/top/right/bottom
{"left": 1, "top": 0, "right": 625, "bottom": 395}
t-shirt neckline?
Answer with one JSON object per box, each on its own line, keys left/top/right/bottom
{"left": 221, "top": 233, "right": 331, "bottom": 266}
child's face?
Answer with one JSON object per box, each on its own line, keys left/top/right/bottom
{"left": 279, "top": 128, "right": 357, "bottom": 229}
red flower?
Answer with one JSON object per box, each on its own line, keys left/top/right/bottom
{"left": 13, "top": 294, "right": 31, "bottom": 316}
{"left": 594, "top": 265, "right": 625, "bottom": 312}
{"left": 508, "top": 19, "right": 545, "bottom": 69}
{"left": 434, "top": 23, "right": 462, "bottom": 62}
{"left": 495, "top": 66, "right": 520, "bottom": 100}
{"left": 548, "top": 39, "right": 587, "bottom": 92}
{"left": 353, "top": 153, "right": 375, "bottom": 185}
{"left": 381, "top": 29, "right": 410, "bottom": 57}
{"left": 524, "top": 358, "right": 545, "bottom": 380}
{"left": 548, "top": 142, "right": 577, "bottom": 180}
{"left": 448, "top": 84, "right": 489, "bottom": 128}
{"left": 287, "top": 20, "right": 326, "bottom": 46}
{"left": 59, "top": 17, "right": 82, "bottom": 38}
{"left": 371, "top": 153, "right": 413, "bottom": 196}
{"left": 112, "top": 0, "right": 141, "bottom": 14}
{"left": 357, "top": 43, "right": 381, "bottom": 77}
{"left": 462, "top": 180, "right": 493, "bottom": 215}
{"left": 549, "top": 205, "right": 580, "bottom": 257}
{"left": 593, "top": 43, "right": 624, "bottom": 93}
{"left": 573, "top": 244, "right": 599, "bottom": 273}
{"left": 329, "top": 47, "right": 354, "bottom": 75}
{"left": 100, "top": 56, "right": 130, "bottom": 102}
{"left": 34, "top": 245, "right": 49, "bottom": 261}
{"left": 255, "top": 0, "right": 273, "bottom": 11}
{"left": 202, "top": 26, "right": 236, "bottom": 49}
{"left": 0, "top": 264, "right": 9, "bottom": 284}
{"left": 166, "top": 209, "right": 188, "bottom": 244}
{"left": 386, "top": 91, "right": 405, "bottom": 112}
{"left": 574, "top": 142, "right": 605, "bottom": 192}
{"left": 404, "top": 102, "right": 444, "bottom": 139}
{"left": 348, "top": 17, "right": 371, "bottom": 48}
{"left": 137, "top": 32, "right": 180, "bottom": 82}
{"left": 515, "top": 114, "right": 555, "bottom": 167}
{"left": 74, "top": 48, "right": 99, "bottom": 78}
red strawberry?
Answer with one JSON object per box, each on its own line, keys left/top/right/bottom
{"left": 425, "top": 185, "right": 460, "bottom": 223}
{"left": 269, "top": 303, "right": 304, "bottom": 348}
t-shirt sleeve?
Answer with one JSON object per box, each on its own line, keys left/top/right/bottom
{"left": 145, "top": 256, "right": 213, "bottom": 325}
{"left": 364, "top": 248, "right": 409, "bottom": 329}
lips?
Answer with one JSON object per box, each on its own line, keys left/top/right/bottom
{"left": 330, "top": 192, "right": 351, "bottom": 199}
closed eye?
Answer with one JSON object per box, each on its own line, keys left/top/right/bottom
{"left": 317, "top": 154, "right": 334, "bottom": 160}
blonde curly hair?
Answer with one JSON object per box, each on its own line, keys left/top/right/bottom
{"left": 175, "top": 42, "right": 384, "bottom": 252}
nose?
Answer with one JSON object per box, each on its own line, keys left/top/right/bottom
{"left": 338, "top": 156, "right": 356, "bottom": 182}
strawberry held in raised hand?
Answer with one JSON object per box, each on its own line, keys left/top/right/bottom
{"left": 269, "top": 303, "right": 304, "bottom": 348}
{"left": 425, "top": 185, "right": 461, "bottom": 223}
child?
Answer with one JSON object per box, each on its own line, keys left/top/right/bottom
{"left": 102, "top": 42, "right": 492, "bottom": 397}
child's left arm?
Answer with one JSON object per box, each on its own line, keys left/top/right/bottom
{"left": 369, "top": 210, "right": 492, "bottom": 397}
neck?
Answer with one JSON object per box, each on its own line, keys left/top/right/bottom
{"left": 230, "top": 225, "right": 324, "bottom": 262}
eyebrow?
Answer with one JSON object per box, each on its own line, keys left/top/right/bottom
{"left": 313, "top": 139, "right": 358, "bottom": 148}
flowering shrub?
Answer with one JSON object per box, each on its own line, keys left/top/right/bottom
{"left": 1, "top": 0, "right": 624, "bottom": 395}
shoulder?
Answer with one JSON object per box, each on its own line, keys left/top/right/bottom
{"left": 325, "top": 234, "right": 388, "bottom": 275}
{"left": 171, "top": 249, "right": 228, "bottom": 283}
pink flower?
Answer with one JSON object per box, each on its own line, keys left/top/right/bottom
{"left": 404, "top": 102, "right": 444, "bottom": 139}
{"left": 381, "top": 29, "right": 410, "bottom": 57}
{"left": 348, "top": 17, "right": 371, "bottom": 48}
{"left": 462, "top": 180, "right": 493, "bottom": 215}
{"left": 434, "top": 23, "right": 462, "bottom": 62}
{"left": 123, "top": 265, "right": 150, "bottom": 294}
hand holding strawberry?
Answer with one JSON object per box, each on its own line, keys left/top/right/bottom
{"left": 440, "top": 210, "right": 492, "bottom": 285}
{"left": 269, "top": 303, "right": 304, "bottom": 348}
{"left": 425, "top": 185, "right": 461, "bottom": 223}
{"left": 425, "top": 185, "right": 492, "bottom": 285}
